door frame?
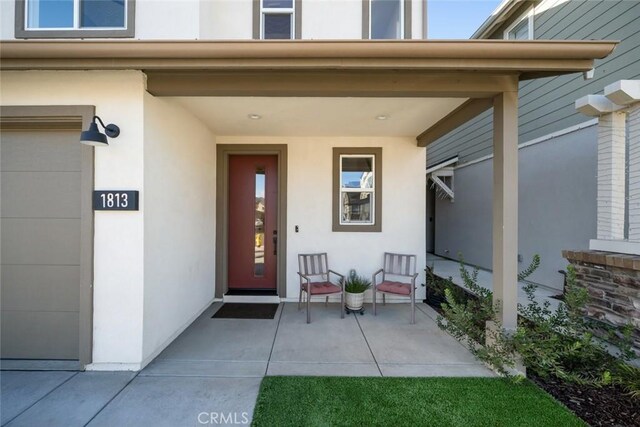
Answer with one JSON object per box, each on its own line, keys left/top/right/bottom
{"left": 216, "top": 144, "right": 288, "bottom": 298}
{"left": 0, "top": 105, "right": 95, "bottom": 369}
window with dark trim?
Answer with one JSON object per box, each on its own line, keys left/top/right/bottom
{"left": 254, "top": 0, "right": 301, "bottom": 40}
{"left": 333, "top": 147, "right": 382, "bottom": 232}
{"left": 15, "top": 0, "right": 135, "bottom": 38}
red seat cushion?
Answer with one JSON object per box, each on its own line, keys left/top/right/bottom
{"left": 303, "top": 282, "right": 342, "bottom": 295}
{"left": 376, "top": 281, "right": 412, "bottom": 295}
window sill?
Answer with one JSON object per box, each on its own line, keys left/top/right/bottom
{"left": 332, "top": 224, "right": 381, "bottom": 233}
{"left": 15, "top": 28, "right": 134, "bottom": 39}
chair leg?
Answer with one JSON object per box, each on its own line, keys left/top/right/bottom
{"left": 373, "top": 288, "right": 377, "bottom": 316}
{"left": 383, "top": 293, "right": 386, "bottom": 306}
{"left": 325, "top": 296, "right": 328, "bottom": 307}
{"left": 340, "top": 292, "right": 345, "bottom": 319}
{"left": 411, "top": 289, "right": 416, "bottom": 325}
{"left": 298, "top": 288, "right": 302, "bottom": 310}
{"left": 307, "top": 292, "right": 311, "bottom": 324}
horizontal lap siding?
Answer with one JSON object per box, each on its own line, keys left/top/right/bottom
{"left": 427, "top": 0, "right": 640, "bottom": 167}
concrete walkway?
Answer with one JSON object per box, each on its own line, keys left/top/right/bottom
{"left": 1, "top": 302, "right": 491, "bottom": 427}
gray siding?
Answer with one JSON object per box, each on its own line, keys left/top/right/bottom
{"left": 427, "top": 0, "right": 640, "bottom": 167}
{"left": 434, "top": 125, "right": 598, "bottom": 290}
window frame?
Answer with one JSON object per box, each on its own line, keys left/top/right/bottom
{"left": 252, "top": 0, "right": 302, "bottom": 40}
{"left": 503, "top": 6, "right": 534, "bottom": 40}
{"left": 260, "top": 0, "right": 295, "bottom": 40}
{"left": 332, "top": 147, "right": 382, "bottom": 233}
{"left": 15, "top": 0, "right": 135, "bottom": 39}
{"left": 363, "top": 0, "right": 411, "bottom": 40}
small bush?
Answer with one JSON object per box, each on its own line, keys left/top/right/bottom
{"left": 341, "top": 271, "right": 371, "bottom": 294}
{"left": 436, "top": 254, "right": 639, "bottom": 397}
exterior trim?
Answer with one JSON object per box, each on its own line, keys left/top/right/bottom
{"left": 15, "top": 0, "right": 135, "bottom": 39}
{"left": 215, "top": 145, "right": 288, "bottom": 299}
{"left": 362, "top": 0, "right": 369, "bottom": 39}
{"left": 0, "top": 40, "right": 616, "bottom": 81}
{"left": 417, "top": 98, "right": 494, "bottom": 147}
{"left": 404, "top": 0, "right": 412, "bottom": 40}
{"left": 332, "top": 147, "right": 382, "bottom": 232}
{"left": 295, "top": 0, "right": 302, "bottom": 39}
{"left": 252, "top": 0, "right": 260, "bottom": 39}
{"left": 0, "top": 105, "right": 95, "bottom": 370}
{"left": 146, "top": 72, "right": 519, "bottom": 98}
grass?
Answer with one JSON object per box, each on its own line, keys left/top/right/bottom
{"left": 251, "top": 376, "right": 585, "bottom": 427}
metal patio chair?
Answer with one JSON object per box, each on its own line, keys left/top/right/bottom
{"left": 372, "top": 252, "right": 419, "bottom": 324}
{"left": 298, "top": 253, "right": 345, "bottom": 324}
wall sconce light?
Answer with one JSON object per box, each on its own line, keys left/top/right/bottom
{"left": 80, "top": 116, "right": 120, "bottom": 146}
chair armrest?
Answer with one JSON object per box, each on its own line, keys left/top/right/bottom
{"left": 297, "top": 272, "right": 311, "bottom": 283}
{"left": 372, "top": 268, "right": 384, "bottom": 285}
{"left": 328, "top": 269, "right": 344, "bottom": 280}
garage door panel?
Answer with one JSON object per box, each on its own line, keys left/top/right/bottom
{"left": 1, "top": 218, "right": 81, "bottom": 265}
{"left": 1, "top": 125, "right": 86, "bottom": 364}
{"left": 0, "top": 132, "right": 81, "bottom": 172}
{"left": 1, "top": 311, "right": 79, "bottom": 360}
{"left": 1, "top": 265, "right": 80, "bottom": 312}
{"left": 1, "top": 171, "right": 81, "bottom": 218}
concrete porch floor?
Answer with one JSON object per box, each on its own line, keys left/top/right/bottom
{"left": 1, "top": 302, "right": 492, "bottom": 426}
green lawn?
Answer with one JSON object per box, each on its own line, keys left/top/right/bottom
{"left": 251, "top": 376, "right": 584, "bottom": 427}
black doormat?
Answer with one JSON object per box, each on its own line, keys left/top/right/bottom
{"left": 212, "top": 303, "right": 279, "bottom": 319}
{"left": 225, "top": 289, "right": 278, "bottom": 296}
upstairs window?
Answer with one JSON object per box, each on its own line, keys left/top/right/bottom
{"left": 261, "top": 0, "right": 295, "bottom": 39}
{"left": 17, "top": 0, "right": 134, "bottom": 38}
{"left": 370, "top": 0, "right": 404, "bottom": 39}
{"left": 504, "top": 7, "right": 534, "bottom": 40}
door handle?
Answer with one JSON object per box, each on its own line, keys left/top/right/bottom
{"left": 272, "top": 230, "right": 278, "bottom": 255}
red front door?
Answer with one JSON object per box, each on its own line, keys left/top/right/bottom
{"left": 228, "top": 155, "right": 278, "bottom": 291}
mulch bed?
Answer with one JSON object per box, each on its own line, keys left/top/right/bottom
{"left": 530, "top": 371, "right": 640, "bottom": 427}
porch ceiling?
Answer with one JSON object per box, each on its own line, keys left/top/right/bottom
{"left": 171, "top": 97, "right": 466, "bottom": 137}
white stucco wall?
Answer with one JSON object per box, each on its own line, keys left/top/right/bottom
{"left": 137, "top": 0, "right": 200, "bottom": 39}
{"left": 0, "top": 70, "right": 147, "bottom": 369}
{"left": 0, "top": 0, "right": 15, "bottom": 39}
{"left": 302, "top": 0, "right": 362, "bottom": 39}
{"left": 217, "top": 136, "right": 427, "bottom": 300}
{"left": 141, "top": 94, "right": 217, "bottom": 365}
{"left": 200, "top": 0, "right": 253, "bottom": 40}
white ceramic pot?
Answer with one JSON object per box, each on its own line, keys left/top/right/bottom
{"left": 345, "top": 292, "right": 365, "bottom": 310}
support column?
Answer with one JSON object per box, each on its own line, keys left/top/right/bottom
{"left": 628, "top": 105, "right": 640, "bottom": 241}
{"left": 492, "top": 91, "right": 519, "bottom": 331}
{"left": 596, "top": 112, "right": 627, "bottom": 241}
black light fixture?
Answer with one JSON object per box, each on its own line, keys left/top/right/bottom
{"left": 80, "top": 116, "right": 120, "bottom": 146}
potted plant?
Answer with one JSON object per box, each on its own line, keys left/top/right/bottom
{"left": 342, "top": 271, "right": 371, "bottom": 312}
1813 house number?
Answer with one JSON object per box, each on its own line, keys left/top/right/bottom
{"left": 93, "top": 191, "right": 139, "bottom": 211}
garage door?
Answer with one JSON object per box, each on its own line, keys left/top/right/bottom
{"left": 1, "top": 129, "right": 84, "bottom": 361}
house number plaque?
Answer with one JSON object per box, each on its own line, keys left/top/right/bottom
{"left": 93, "top": 190, "right": 139, "bottom": 211}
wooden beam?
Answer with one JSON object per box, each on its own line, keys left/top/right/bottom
{"left": 492, "top": 91, "right": 519, "bottom": 331}
{"left": 416, "top": 98, "right": 494, "bottom": 147}
{"left": 145, "top": 71, "right": 518, "bottom": 98}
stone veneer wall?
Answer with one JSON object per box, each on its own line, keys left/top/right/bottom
{"left": 562, "top": 250, "right": 640, "bottom": 353}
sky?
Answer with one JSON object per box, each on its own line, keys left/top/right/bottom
{"left": 428, "top": 0, "right": 503, "bottom": 39}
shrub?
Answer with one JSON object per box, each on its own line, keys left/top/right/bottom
{"left": 341, "top": 271, "right": 371, "bottom": 294}
{"left": 436, "top": 255, "right": 639, "bottom": 397}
